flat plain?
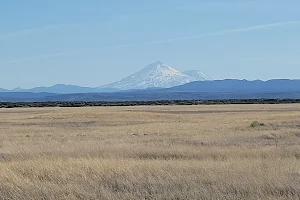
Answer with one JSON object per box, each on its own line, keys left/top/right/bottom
{"left": 0, "top": 104, "right": 300, "bottom": 200}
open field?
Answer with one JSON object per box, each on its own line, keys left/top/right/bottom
{"left": 1, "top": 104, "right": 300, "bottom": 199}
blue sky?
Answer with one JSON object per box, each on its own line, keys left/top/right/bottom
{"left": 1, "top": 0, "right": 300, "bottom": 89}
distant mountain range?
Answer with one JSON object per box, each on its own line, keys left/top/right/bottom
{"left": 1, "top": 79, "right": 300, "bottom": 102}
{"left": 7, "top": 84, "right": 119, "bottom": 94}
{"left": 1, "top": 61, "right": 300, "bottom": 102}
{"left": 0, "top": 61, "right": 210, "bottom": 94}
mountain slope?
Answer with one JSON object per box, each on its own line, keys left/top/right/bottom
{"left": 183, "top": 70, "right": 212, "bottom": 81}
{"left": 101, "top": 61, "right": 201, "bottom": 90}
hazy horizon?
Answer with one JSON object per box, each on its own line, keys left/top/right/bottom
{"left": 1, "top": 0, "right": 300, "bottom": 89}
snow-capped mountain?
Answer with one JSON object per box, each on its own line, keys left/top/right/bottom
{"left": 183, "top": 70, "right": 212, "bottom": 81}
{"left": 101, "top": 61, "right": 210, "bottom": 90}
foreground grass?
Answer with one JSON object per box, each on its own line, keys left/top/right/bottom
{"left": 0, "top": 105, "right": 300, "bottom": 199}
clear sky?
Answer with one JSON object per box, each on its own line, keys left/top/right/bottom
{"left": 1, "top": 0, "right": 300, "bottom": 89}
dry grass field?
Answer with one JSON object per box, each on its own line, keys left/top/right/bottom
{"left": 0, "top": 104, "right": 300, "bottom": 199}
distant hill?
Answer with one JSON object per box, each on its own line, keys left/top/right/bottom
{"left": 1, "top": 79, "right": 300, "bottom": 102}
{"left": 0, "top": 92, "right": 56, "bottom": 102}
{"left": 167, "top": 79, "right": 300, "bottom": 93}
{"left": 5, "top": 84, "right": 119, "bottom": 94}
{"left": 41, "top": 79, "right": 300, "bottom": 101}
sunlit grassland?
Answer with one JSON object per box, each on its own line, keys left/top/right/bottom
{"left": 0, "top": 104, "right": 300, "bottom": 199}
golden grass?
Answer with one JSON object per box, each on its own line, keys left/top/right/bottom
{"left": 0, "top": 104, "right": 300, "bottom": 199}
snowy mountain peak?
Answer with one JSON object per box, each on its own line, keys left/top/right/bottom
{"left": 142, "top": 61, "right": 185, "bottom": 77}
{"left": 145, "top": 61, "right": 175, "bottom": 72}
{"left": 154, "top": 61, "right": 163, "bottom": 65}
{"left": 101, "top": 62, "right": 211, "bottom": 90}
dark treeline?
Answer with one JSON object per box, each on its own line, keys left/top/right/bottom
{"left": 1, "top": 99, "right": 300, "bottom": 108}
